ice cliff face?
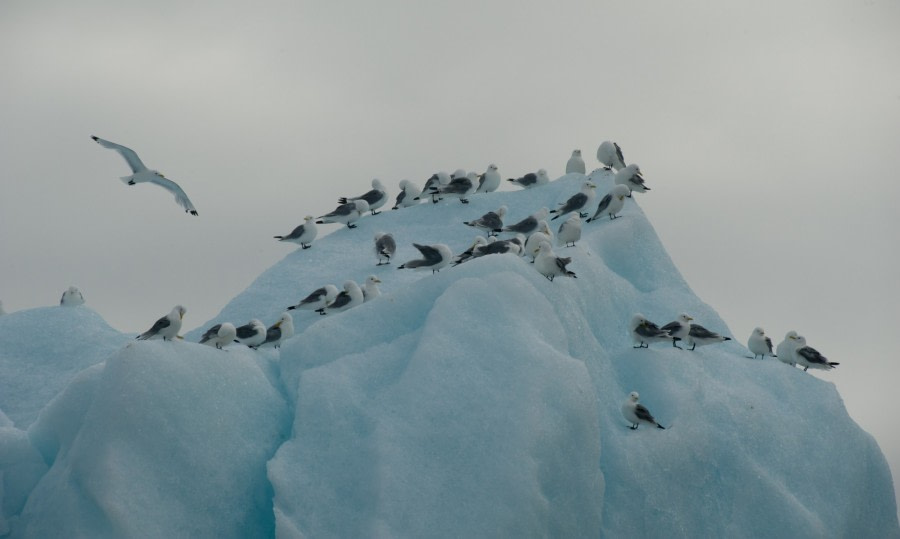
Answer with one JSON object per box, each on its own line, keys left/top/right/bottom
{"left": 1, "top": 171, "right": 897, "bottom": 538}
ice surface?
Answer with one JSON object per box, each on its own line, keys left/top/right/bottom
{"left": 1, "top": 171, "right": 897, "bottom": 537}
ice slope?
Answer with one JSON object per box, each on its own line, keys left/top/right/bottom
{"left": 1, "top": 171, "right": 897, "bottom": 537}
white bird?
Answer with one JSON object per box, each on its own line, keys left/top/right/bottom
{"left": 234, "top": 319, "right": 267, "bottom": 348}
{"left": 557, "top": 214, "right": 582, "bottom": 248}
{"left": 339, "top": 179, "right": 388, "bottom": 215}
{"left": 288, "top": 284, "right": 340, "bottom": 312}
{"left": 362, "top": 275, "right": 382, "bottom": 302}
{"left": 475, "top": 164, "right": 501, "bottom": 193}
{"left": 686, "top": 323, "right": 732, "bottom": 350}
{"left": 60, "top": 286, "right": 85, "bottom": 306}
{"left": 587, "top": 185, "right": 630, "bottom": 222}
{"left": 453, "top": 236, "right": 489, "bottom": 266}
{"left": 418, "top": 172, "right": 451, "bottom": 203}
{"left": 318, "top": 280, "right": 364, "bottom": 315}
{"left": 622, "top": 391, "right": 666, "bottom": 430}
{"left": 550, "top": 181, "right": 596, "bottom": 221}
{"left": 596, "top": 141, "right": 626, "bottom": 171}
{"left": 398, "top": 243, "right": 453, "bottom": 273}
{"left": 776, "top": 331, "right": 801, "bottom": 367}
{"left": 464, "top": 205, "right": 507, "bottom": 236}
{"left": 507, "top": 169, "right": 549, "bottom": 189}
{"left": 317, "top": 199, "right": 369, "bottom": 228}
{"left": 614, "top": 164, "right": 650, "bottom": 196}
{"left": 472, "top": 236, "right": 524, "bottom": 258}
{"left": 136, "top": 305, "right": 185, "bottom": 341}
{"left": 524, "top": 221, "right": 553, "bottom": 262}
{"left": 274, "top": 216, "right": 318, "bottom": 249}
{"left": 374, "top": 232, "right": 397, "bottom": 265}
{"left": 566, "top": 150, "right": 586, "bottom": 174}
{"left": 631, "top": 314, "right": 673, "bottom": 349}
{"left": 199, "top": 322, "right": 237, "bottom": 350}
{"left": 503, "top": 207, "right": 549, "bottom": 236}
{"left": 748, "top": 327, "right": 775, "bottom": 359}
{"left": 661, "top": 313, "right": 693, "bottom": 349}
{"left": 431, "top": 172, "right": 477, "bottom": 203}
{"left": 792, "top": 336, "right": 839, "bottom": 372}
{"left": 259, "top": 313, "right": 295, "bottom": 349}
{"left": 393, "top": 180, "right": 422, "bottom": 209}
{"left": 534, "top": 241, "right": 576, "bottom": 281}
{"left": 91, "top": 136, "right": 198, "bottom": 216}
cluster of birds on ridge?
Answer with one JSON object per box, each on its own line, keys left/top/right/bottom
{"left": 1, "top": 138, "right": 840, "bottom": 431}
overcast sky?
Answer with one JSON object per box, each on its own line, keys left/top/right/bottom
{"left": 2, "top": 0, "right": 898, "bottom": 513}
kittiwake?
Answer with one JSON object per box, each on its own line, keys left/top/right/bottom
{"left": 622, "top": 391, "right": 666, "bottom": 430}
{"left": 566, "top": 150, "right": 586, "bottom": 174}
{"left": 274, "top": 216, "right": 318, "bottom": 249}
{"left": 136, "top": 305, "right": 185, "bottom": 341}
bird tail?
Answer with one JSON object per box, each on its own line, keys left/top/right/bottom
{"left": 829, "top": 362, "right": 840, "bottom": 367}
{"left": 567, "top": 271, "right": 577, "bottom": 279}
{"left": 338, "top": 197, "right": 349, "bottom": 204}
{"left": 120, "top": 175, "right": 135, "bottom": 185}
{"left": 274, "top": 236, "right": 285, "bottom": 240}
{"left": 287, "top": 305, "right": 296, "bottom": 311}
{"left": 656, "top": 423, "right": 666, "bottom": 430}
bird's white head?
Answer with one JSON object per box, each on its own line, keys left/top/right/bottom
{"left": 573, "top": 149, "right": 582, "bottom": 157}
{"left": 753, "top": 327, "right": 765, "bottom": 337}
{"left": 488, "top": 164, "right": 498, "bottom": 172}
{"left": 629, "top": 392, "right": 640, "bottom": 402}
{"left": 174, "top": 305, "right": 186, "bottom": 319}
{"left": 678, "top": 313, "right": 694, "bottom": 323}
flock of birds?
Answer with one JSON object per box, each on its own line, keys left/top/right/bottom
{"left": 0, "top": 137, "right": 839, "bottom": 431}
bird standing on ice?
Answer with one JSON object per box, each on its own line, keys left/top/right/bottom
{"left": 776, "top": 331, "right": 801, "bottom": 367}
{"left": 317, "top": 280, "right": 364, "bottom": 315}
{"left": 587, "top": 185, "right": 630, "bottom": 222}
{"left": 596, "top": 141, "right": 626, "bottom": 171}
{"left": 393, "top": 180, "right": 421, "bottom": 209}
{"left": 339, "top": 179, "right": 388, "bottom": 215}
{"left": 234, "top": 319, "right": 267, "bottom": 348}
{"left": 476, "top": 164, "right": 501, "bottom": 193}
{"left": 557, "top": 214, "right": 582, "bottom": 247}
{"left": 686, "top": 323, "right": 732, "bottom": 350}
{"left": 398, "top": 243, "right": 453, "bottom": 274}
{"left": 91, "top": 136, "right": 198, "bottom": 216}
{"left": 748, "top": 327, "right": 775, "bottom": 359}
{"left": 566, "top": 150, "right": 586, "bottom": 174}
{"left": 550, "top": 181, "right": 596, "bottom": 220}
{"left": 137, "top": 305, "right": 186, "bottom": 341}
{"left": 615, "top": 164, "right": 650, "bottom": 196}
{"left": 503, "top": 207, "right": 549, "bottom": 236}
{"left": 622, "top": 392, "right": 666, "bottom": 430}
{"left": 199, "top": 322, "right": 237, "bottom": 349}
{"left": 661, "top": 313, "right": 693, "bottom": 349}
{"left": 260, "top": 313, "right": 294, "bottom": 349}
{"left": 374, "top": 232, "right": 397, "bottom": 265}
{"left": 274, "top": 216, "right": 318, "bottom": 249}
{"left": 508, "top": 169, "right": 549, "bottom": 189}
{"left": 60, "top": 286, "right": 85, "bottom": 306}
{"left": 362, "top": 275, "right": 382, "bottom": 302}
{"left": 464, "top": 206, "right": 506, "bottom": 237}
{"left": 792, "top": 336, "right": 839, "bottom": 372}
{"left": 317, "top": 199, "right": 369, "bottom": 229}
{"left": 630, "top": 314, "right": 673, "bottom": 348}
{"left": 534, "top": 241, "right": 576, "bottom": 281}
{"left": 288, "top": 284, "right": 339, "bottom": 312}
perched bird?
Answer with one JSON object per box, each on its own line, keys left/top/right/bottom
{"left": 614, "top": 164, "right": 650, "bottom": 196}
{"left": 259, "top": 313, "right": 295, "bottom": 349}
{"left": 317, "top": 280, "right": 364, "bottom": 315}
{"left": 472, "top": 236, "right": 523, "bottom": 258}
{"left": 596, "top": 141, "right": 626, "bottom": 171}
{"left": 507, "top": 169, "right": 550, "bottom": 189}
{"left": 776, "top": 331, "right": 801, "bottom": 367}
{"left": 686, "top": 323, "right": 732, "bottom": 350}
{"left": 622, "top": 391, "right": 666, "bottom": 430}
{"left": 587, "top": 185, "right": 631, "bottom": 222}
{"left": 566, "top": 150, "right": 586, "bottom": 174}
{"left": 339, "top": 179, "right": 388, "bottom": 215}
{"left": 464, "top": 205, "right": 507, "bottom": 236}
{"left": 274, "top": 216, "right": 318, "bottom": 249}
{"left": 234, "top": 319, "right": 267, "bottom": 348}
{"left": 631, "top": 314, "right": 673, "bottom": 348}
{"left": 430, "top": 172, "right": 477, "bottom": 203}
{"left": 475, "top": 164, "right": 501, "bottom": 193}
{"left": 374, "top": 232, "right": 397, "bottom": 265}
{"left": 136, "top": 305, "right": 186, "bottom": 341}
{"left": 661, "top": 313, "right": 693, "bottom": 349}
{"left": 288, "top": 284, "right": 340, "bottom": 312}
{"left": 793, "top": 336, "right": 839, "bottom": 372}
{"left": 393, "top": 180, "right": 422, "bottom": 209}
{"left": 362, "top": 275, "right": 382, "bottom": 302}
{"left": 503, "top": 207, "right": 549, "bottom": 236}
{"left": 524, "top": 221, "right": 554, "bottom": 262}
{"left": 418, "top": 172, "right": 451, "bottom": 203}
{"left": 556, "top": 214, "right": 582, "bottom": 248}
{"left": 550, "top": 180, "right": 596, "bottom": 220}
{"left": 452, "top": 236, "right": 489, "bottom": 266}
{"left": 748, "top": 327, "right": 775, "bottom": 359}
{"left": 199, "top": 322, "right": 237, "bottom": 350}
{"left": 91, "top": 136, "right": 198, "bottom": 216}
{"left": 317, "top": 199, "right": 369, "bottom": 229}
{"left": 534, "top": 241, "right": 576, "bottom": 281}
{"left": 60, "top": 286, "right": 85, "bottom": 306}
{"left": 398, "top": 243, "right": 453, "bottom": 274}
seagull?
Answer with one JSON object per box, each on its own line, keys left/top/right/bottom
{"left": 317, "top": 280, "right": 364, "bottom": 315}
{"left": 524, "top": 221, "right": 553, "bottom": 262}
{"left": 472, "top": 236, "right": 524, "bottom": 258}
{"left": 430, "top": 172, "right": 477, "bottom": 203}
{"left": 776, "top": 331, "right": 801, "bottom": 367}
{"left": 534, "top": 241, "right": 576, "bottom": 281}
{"left": 631, "top": 314, "right": 673, "bottom": 348}
{"left": 274, "top": 216, "right": 318, "bottom": 249}
{"left": 661, "top": 313, "right": 693, "bottom": 349}
{"left": 622, "top": 391, "right": 666, "bottom": 430}
{"left": 502, "top": 207, "right": 549, "bottom": 236}
{"left": 60, "top": 286, "right": 85, "bottom": 306}
{"left": 199, "top": 322, "right": 237, "bottom": 350}
{"left": 398, "top": 243, "right": 453, "bottom": 273}
{"left": 259, "top": 313, "right": 294, "bottom": 349}
{"left": 464, "top": 205, "right": 507, "bottom": 236}
{"left": 550, "top": 180, "right": 596, "bottom": 220}
{"left": 507, "top": 169, "right": 550, "bottom": 189}
{"left": 748, "top": 327, "right": 775, "bottom": 359}
{"left": 393, "top": 180, "right": 422, "bottom": 209}
{"left": 792, "top": 336, "right": 839, "bottom": 372}
{"left": 614, "top": 164, "right": 650, "bottom": 196}
{"left": 374, "top": 232, "right": 397, "bottom": 265}
{"left": 686, "top": 323, "right": 732, "bottom": 350}
{"left": 339, "top": 179, "right": 388, "bottom": 215}
{"left": 317, "top": 199, "right": 369, "bottom": 228}
{"left": 288, "top": 284, "right": 340, "bottom": 312}
{"left": 587, "top": 185, "right": 630, "bottom": 222}
{"left": 136, "top": 305, "right": 185, "bottom": 341}
{"left": 234, "top": 319, "right": 267, "bottom": 348}
{"left": 475, "top": 164, "right": 501, "bottom": 193}
{"left": 597, "top": 141, "right": 626, "bottom": 171}
{"left": 362, "top": 275, "right": 382, "bottom": 302}
{"left": 556, "top": 214, "right": 582, "bottom": 247}
{"left": 91, "top": 136, "right": 198, "bottom": 216}
{"left": 566, "top": 150, "right": 586, "bottom": 174}
{"left": 452, "top": 236, "right": 489, "bottom": 266}
{"left": 418, "top": 172, "right": 451, "bottom": 203}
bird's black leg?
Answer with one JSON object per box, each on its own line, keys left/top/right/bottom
{"left": 347, "top": 224, "right": 357, "bottom": 229}
{"left": 630, "top": 424, "right": 638, "bottom": 430}
{"left": 302, "top": 244, "right": 311, "bottom": 249}
{"left": 673, "top": 340, "right": 683, "bottom": 349}
{"left": 579, "top": 212, "right": 588, "bottom": 218}
{"left": 371, "top": 210, "right": 380, "bottom": 215}
{"left": 461, "top": 199, "right": 469, "bottom": 204}
{"left": 689, "top": 343, "right": 696, "bottom": 351}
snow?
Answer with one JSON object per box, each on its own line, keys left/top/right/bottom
{"left": 1, "top": 171, "right": 897, "bottom": 537}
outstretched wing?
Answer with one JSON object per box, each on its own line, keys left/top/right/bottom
{"left": 149, "top": 176, "right": 199, "bottom": 216}
{"left": 414, "top": 243, "right": 443, "bottom": 264}
{"left": 91, "top": 136, "right": 147, "bottom": 173}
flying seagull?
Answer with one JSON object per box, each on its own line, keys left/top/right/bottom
{"left": 91, "top": 136, "right": 198, "bottom": 216}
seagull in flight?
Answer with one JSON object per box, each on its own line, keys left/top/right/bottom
{"left": 91, "top": 135, "right": 198, "bottom": 216}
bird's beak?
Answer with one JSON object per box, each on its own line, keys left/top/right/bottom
{"left": 275, "top": 320, "right": 283, "bottom": 327}
{"left": 374, "top": 278, "right": 382, "bottom": 283}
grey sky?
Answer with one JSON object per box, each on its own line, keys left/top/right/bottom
{"left": 2, "top": 0, "right": 899, "bottom": 514}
